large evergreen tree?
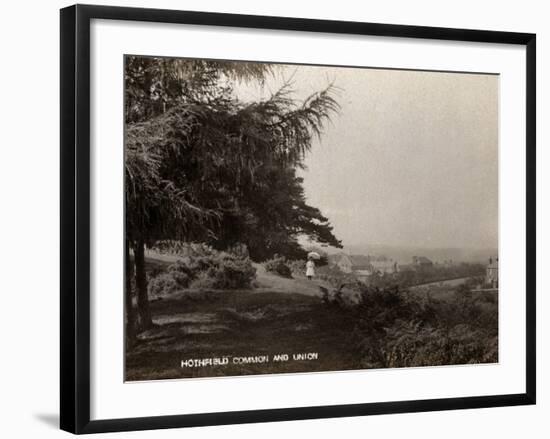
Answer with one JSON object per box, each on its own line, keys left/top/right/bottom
{"left": 124, "top": 56, "right": 342, "bottom": 332}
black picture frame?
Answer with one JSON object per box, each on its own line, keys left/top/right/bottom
{"left": 60, "top": 4, "right": 536, "bottom": 434}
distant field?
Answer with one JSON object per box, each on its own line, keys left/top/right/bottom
{"left": 411, "top": 277, "right": 472, "bottom": 289}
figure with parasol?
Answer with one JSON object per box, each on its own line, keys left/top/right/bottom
{"left": 306, "top": 251, "right": 320, "bottom": 280}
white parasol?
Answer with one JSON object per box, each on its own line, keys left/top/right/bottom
{"left": 307, "top": 251, "right": 321, "bottom": 260}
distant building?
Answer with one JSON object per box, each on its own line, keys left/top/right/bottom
{"left": 399, "top": 256, "right": 434, "bottom": 272}
{"left": 486, "top": 257, "right": 498, "bottom": 288}
{"left": 369, "top": 256, "right": 399, "bottom": 275}
{"left": 412, "top": 256, "right": 433, "bottom": 268}
{"left": 331, "top": 254, "right": 398, "bottom": 279}
{"left": 332, "top": 254, "right": 370, "bottom": 273}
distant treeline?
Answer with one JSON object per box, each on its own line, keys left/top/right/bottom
{"left": 364, "top": 263, "right": 486, "bottom": 289}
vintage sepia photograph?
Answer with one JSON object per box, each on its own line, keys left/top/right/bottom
{"left": 124, "top": 55, "right": 499, "bottom": 382}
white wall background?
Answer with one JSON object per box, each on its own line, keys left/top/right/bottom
{"left": 0, "top": 0, "right": 546, "bottom": 437}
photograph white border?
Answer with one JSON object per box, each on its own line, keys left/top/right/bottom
{"left": 90, "top": 19, "right": 526, "bottom": 421}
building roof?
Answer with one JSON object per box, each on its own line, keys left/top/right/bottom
{"left": 415, "top": 256, "right": 433, "bottom": 264}
{"left": 333, "top": 253, "right": 396, "bottom": 271}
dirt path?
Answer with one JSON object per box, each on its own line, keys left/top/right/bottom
{"left": 253, "top": 263, "right": 330, "bottom": 296}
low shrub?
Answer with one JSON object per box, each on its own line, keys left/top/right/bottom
{"left": 189, "top": 271, "right": 217, "bottom": 290}
{"left": 148, "top": 272, "right": 180, "bottom": 298}
{"left": 170, "top": 250, "right": 257, "bottom": 290}
{"left": 147, "top": 261, "right": 193, "bottom": 298}
{"left": 147, "top": 248, "right": 256, "bottom": 295}
{"left": 357, "top": 319, "right": 497, "bottom": 368}
{"left": 288, "top": 259, "right": 306, "bottom": 275}
{"left": 167, "top": 260, "right": 196, "bottom": 282}
{"left": 264, "top": 256, "right": 292, "bottom": 278}
{"left": 478, "top": 291, "right": 498, "bottom": 304}
{"left": 192, "top": 253, "right": 257, "bottom": 289}
{"left": 150, "top": 240, "right": 215, "bottom": 258}
{"left": 342, "top": 284, "right": 498, "bottom": 368}
{"left": 314, "top": 264, "right": 358, "bottom": 287}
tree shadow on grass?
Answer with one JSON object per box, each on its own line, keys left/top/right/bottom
{"left": 125, "top": 289, "right": 361, "bottom": 380}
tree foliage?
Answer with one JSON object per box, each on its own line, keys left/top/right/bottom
{"left": 124, "top": 55, "right": 343, "bottom": 333}
{"left": 125, "top": 56, "right": 342, "bottom": 259}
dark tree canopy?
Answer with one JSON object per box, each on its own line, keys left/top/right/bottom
{"left": 125, "top": 56, "right": 342, "bottom": 261}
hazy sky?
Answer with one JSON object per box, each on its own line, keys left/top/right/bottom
{"left": 235, "top": 64, "right": 499, "bottom": 250}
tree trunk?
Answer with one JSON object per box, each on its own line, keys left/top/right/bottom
{"left": 125, "top": 239, "right": 136, "bottom": 346}
{"left": 134, "top": 239, "right": 153, "bottom": 330}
